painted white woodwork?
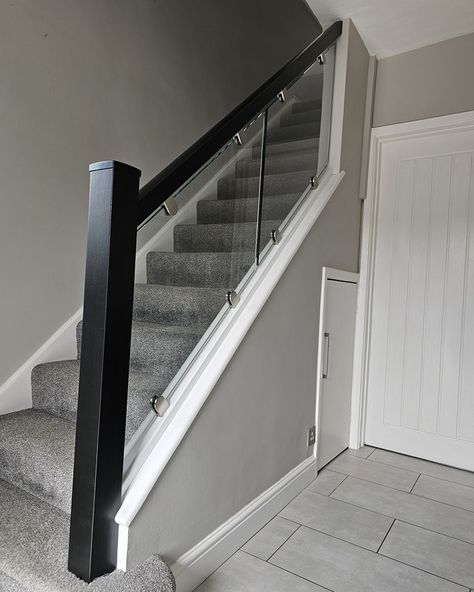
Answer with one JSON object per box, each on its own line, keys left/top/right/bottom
{"left": 361, "top": 112, "right": 474, "bottom": 470}
{"left": 316, "top": 268, "right": 358, "bottom": 469}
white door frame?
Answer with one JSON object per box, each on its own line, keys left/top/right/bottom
{"left": 315, "top": 266, "right": 359, "bottom": 462}
{"left": 351, "top": 110, "right": 474, "bottom": 451}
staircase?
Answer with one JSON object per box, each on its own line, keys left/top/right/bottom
{"left": 0, "top": 21, "right": 341, "bottom": 592}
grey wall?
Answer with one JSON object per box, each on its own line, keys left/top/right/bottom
{"left": 373, "top": 32, "right": 474, "bottom": 127}
{"left": 0, "top": 0, "right": 321, "bottom": 387}
{"left": 127, "top": 20, "right": 369, "bottom": 568}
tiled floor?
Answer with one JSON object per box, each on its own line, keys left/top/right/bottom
{"left": 195, "top": 447, "right": 474, "bottom": 591}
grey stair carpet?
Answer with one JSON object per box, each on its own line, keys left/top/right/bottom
{"left": 251, "top": 136, "right": 319, "bottom": 158}
{"left": 197, "top": 194, "right": 300, "bottom": 224}
{"left": 0, "top": 479, "right": 174, "bottom": 592}
{"left": 0, "top": 95, "right": 320, "bottom": 590}
{"left": 174, "top": 220, "right": 278, "bottom": 253}
{"left": 292, "top": 98, "right": 322, "bottom": 113}
{"left": 235, "top": 151, "right": 316, "bottom": 177}
{"left": 146, "top": 251, "right": 254, "bottom": 288}
{"left": 217, "top": 169, "right": 311, "bottom": 199}
{"left": 0, "top": 571, "right": 28, "bottom": 592}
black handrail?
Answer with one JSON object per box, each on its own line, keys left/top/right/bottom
{"left": 137, "top": 20, "right": 342, "bottom": 225}
{"left": 69, "top": 21, "right": 342, "bottom": 584}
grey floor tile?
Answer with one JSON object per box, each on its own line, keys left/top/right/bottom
{"left": 369, "top": 450, "right": 474, "bottom": 488}
{"left": 332, "top": 477, "right": 474, "bottom": 545}
{"left": 270, "top": 526, "right": 466, "bottom": 592}
{"left": 307, "top": 469, "right": 347, "bottom": 496}
{"left": 413, "top": 474, "right": 474, "bottom": 512}
{"left": 327, "top": 453, "right": 419, "bottom": 492}
{"left": 194, "top": 550, "right": 329, "bottom": 591}
{"left": 241, "top": 516, "right": 299, "bottom": 561}
{"left": 280, "top": 489, "right": 393, "bottom": 551}
{"left": 345, "top": 446, "right": 376, "bottom": 459}
{"left": 380, "top": 520, "right": 474, "bottom": 589}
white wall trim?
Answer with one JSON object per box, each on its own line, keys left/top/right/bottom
{"left": 171, "top": 457, "right": 316, "bottom": 592}
{"left": 115, "top": 171, "right": 345, "bottom": 540}
{"left": 351, "top": 109, "right": 474, "bottom": 450}
{"left": 315, "top": 268, "right": 359, "bottom": 456}
{"left": 329, "top": 19, "right": 349, "bottom": 175}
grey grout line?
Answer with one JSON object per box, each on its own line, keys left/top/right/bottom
{"left": 325, "top": 466, "right": 419, "bottom": 493}
{"left": 240, "top": 549, "right": 335, "bottom": 592}
{"left": 330, "top": 490, "right": 474, "bottom": 548}
{"left": 365, "top": 447, "right": 377, "bottom": 460}
{"left": 266, "top": 524, "right": 302, "bottom": 563}
{"left": 376, "top": 518, "right": 395, "bottom": 553}
{"left": 364, "top": 449, "right": 474, "bottom": 491}
{"left": 410, "top": 490, "right": 474, "bottom": 515}
{"left": 274, "top": 522, "right": 471, "bottom": 591}
{"left": 328, "top": 482, "right": 474, "bottom": 548}
{"left": 327, "top": 473, "right": 349, "bottom": 496}
{"left": 409, "top": 472, "right": 422, "bottom": 493}
{"left": 394, "top": 517, "right": 474, "bottom": 547}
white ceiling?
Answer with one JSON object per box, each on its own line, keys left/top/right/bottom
{"left": 307, "top": 0, "right": 474, "bottom": 58}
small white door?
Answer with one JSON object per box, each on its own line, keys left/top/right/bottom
{"left": 317, "top": 270, "right": 358, "bottom": 469}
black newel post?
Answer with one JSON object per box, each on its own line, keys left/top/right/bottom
{"left": 68, "top": 161, "right": 141, "bottom": 582}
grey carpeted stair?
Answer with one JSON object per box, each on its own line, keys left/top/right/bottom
{"left": 280, "top": 108, "right": 321, "bottom": 128}
{"left": 217, "top": 170, "right": 311, "bottom": 199}
{"left": 0, "top": 570, "right": 28, "bottom": 592}
{"left": 197, "top": 194, "right": 300, "bottom": 224}
{"left": 0, "top": 409, "right": 74, "bottom": 513}
{"left": 0, "top": 479, "right": 174, "bottom": 592}
{"left": 291, "top": 98, "right": 322, "bottom": 113}
{"left": 174, "top": 220, "right": 278, "bottom": 253}
{"left": 0, "top": 93, "right": 320, "bottom": 591}
{"left": 147, "top": 250, "right": 254, "bottom": 288}
{"left": 32, "top": 360, "right": 168, "bottom": 439}
{"left": 77, "top": 321, "right": 205, "bottom": 378}
{"left": 235, "top": 151, "right": 317, "bottom": 177}
{"left": 251, "top": 136, "right": 319, "bottom": 158}
{"left": 265, "top": 121, "right": 319, "bottom": 144}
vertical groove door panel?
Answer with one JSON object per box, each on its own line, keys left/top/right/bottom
{"left": 365, "top": 127, "right": 474, "bottom": 470}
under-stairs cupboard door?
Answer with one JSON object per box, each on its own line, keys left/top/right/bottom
{"left": 365, "top": 119, "right": 474, "bottom": 471}
{"left": 317, "top": 269, "right": 358, "bottom": 470}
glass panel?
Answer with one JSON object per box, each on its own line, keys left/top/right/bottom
{"left": 256, "top": 44, "right": 336, "bottom": 262}
{"left": 127, "top": 114, "right": 265, "bottom": 442}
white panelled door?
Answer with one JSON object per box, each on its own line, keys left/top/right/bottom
{"left": 365, "top": 117, "right": 474, "bottom": 470}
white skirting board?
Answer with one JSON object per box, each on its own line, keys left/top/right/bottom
{"left": 171, "top": 457, "right": 316, "bottom": 592}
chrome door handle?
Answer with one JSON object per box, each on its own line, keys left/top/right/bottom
{"left": 322, "top": 332, "right": 330, "bottom": 379}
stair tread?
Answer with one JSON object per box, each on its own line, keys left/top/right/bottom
{"left": 32, "top": 359, "right": 169, "bottom": 438}
{"left": 0, "top": 478, "right": 174, "bottom": 591}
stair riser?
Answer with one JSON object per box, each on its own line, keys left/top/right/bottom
{"left": 280, "top": 108, "right": 321, "bottom": 128}
{"left": 235, "top": 152, "right": 317, "bottom": 178}
{"left": 196, "top": 195, "right": 299, "bottom": 224}
{"left": 251, "top": 137, "right": 319, "bottom": 159}
{"left": 133, "top": 285, "right": 223, "bottom": 326}
{"left": 292, "top": 98, "right": 322, "bottom": 113}
{"left": 77, "top": 322, "right": 203, "bottom": 377}
{"left": 146, "top": 252, "right": 253, "bottom": 288}
{"left": 217, "top": 170, "right": 310, "bottom": 200}
{"left": 174, "top": 220, "right": 276, "bottom": 253}
{"left": 31, "top": 361, "right": 166, "bottom": 440}
{"left": 266, "top": 121, "right": 319, "bottom": 144}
